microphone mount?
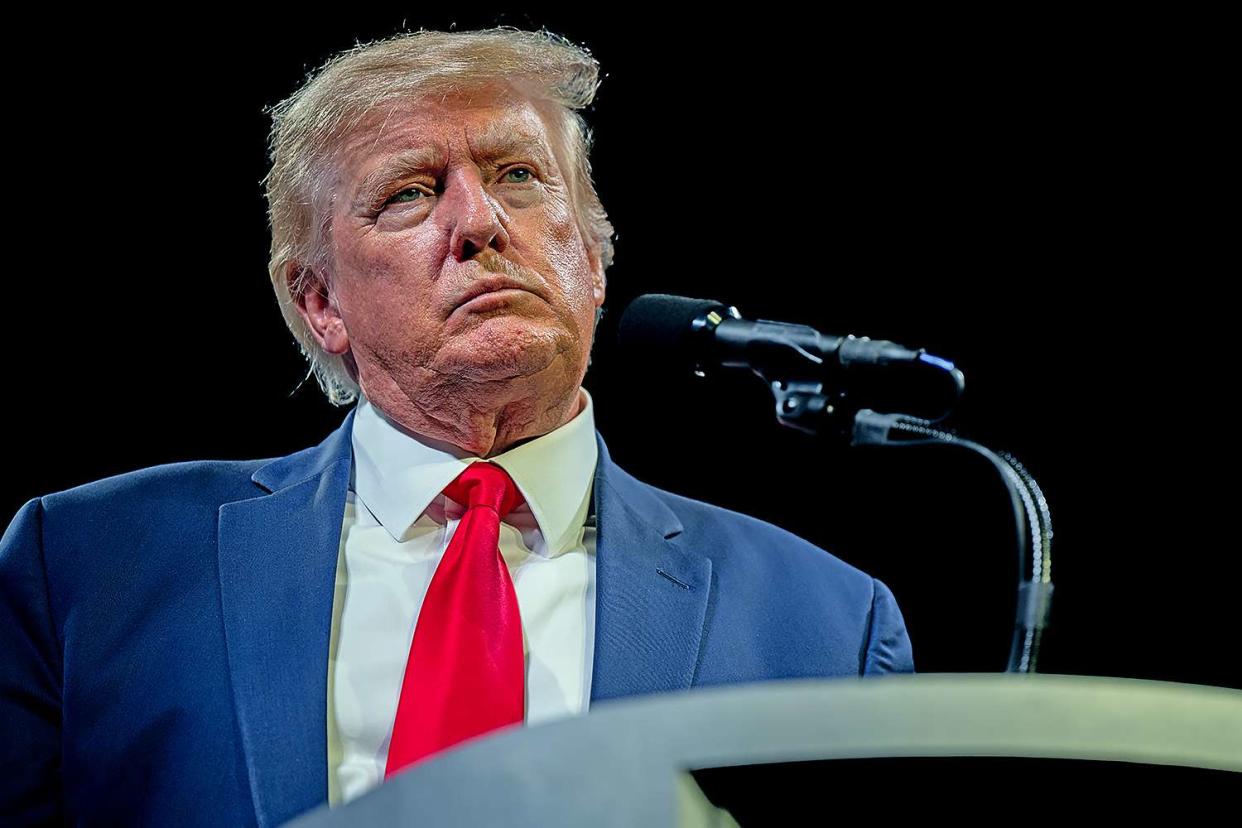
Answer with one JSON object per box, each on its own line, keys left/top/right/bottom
{"left": 686, "top": 302, "right": 965, "bottom": 438}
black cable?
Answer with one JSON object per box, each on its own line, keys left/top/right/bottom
{"left": 851, "top": 410, "right": 1054, "bottom": 672}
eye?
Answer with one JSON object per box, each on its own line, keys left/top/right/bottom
{"left": 502, "top": 167, "right": 534, "bottom": 184}
{"left": 383, "top": 187, "right": 429, "bottom": 207}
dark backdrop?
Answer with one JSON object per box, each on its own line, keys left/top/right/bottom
{"left": 7, "top": 10, "right": 1234, "bottom": 691}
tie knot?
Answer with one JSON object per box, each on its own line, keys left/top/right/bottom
{"left": 443, "top": 462, "right": 525, "bottom": 518}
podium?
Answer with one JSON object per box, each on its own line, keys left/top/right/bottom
{"left": 286, "top": 674, "right": 1242, "bottom": 826}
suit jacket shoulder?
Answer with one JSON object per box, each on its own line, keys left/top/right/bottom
{"left": 1, "top": 408, "right": 389, "bottom": 826}
{"left": 591, "top": 438, "right": 914, "bottom": 697}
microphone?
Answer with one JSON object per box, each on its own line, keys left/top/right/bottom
{"left": 617, "top": 294, "right": 965, "bottom": 423}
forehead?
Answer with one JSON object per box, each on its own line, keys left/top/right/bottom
{"left": 336, "top": 89, "right": 560, "bottom": 174}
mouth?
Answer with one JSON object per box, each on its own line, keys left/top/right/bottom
{"left": 450, "top": 276, "right": 540, "bottom": 316}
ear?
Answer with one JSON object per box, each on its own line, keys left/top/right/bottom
{"left": 587, "top": 244, "right": 606, "bottom": 308}
{"left": 287, "top": 262, "right": 350, "bottom": 355}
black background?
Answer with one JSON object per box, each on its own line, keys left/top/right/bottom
{"left": 6, "top": 9, "right": 1235, "bottom": 691}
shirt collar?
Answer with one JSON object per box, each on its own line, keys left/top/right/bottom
{"left": 351, "top": 388, "right": 598, "bottom": 557}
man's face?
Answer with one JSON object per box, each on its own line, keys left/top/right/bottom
{"left": 315, "top": 87, "right": 605, "bottom": 404}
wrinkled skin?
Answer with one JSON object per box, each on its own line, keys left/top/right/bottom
{"left": 292, "top": 86, "right": 605, "bottom": 457}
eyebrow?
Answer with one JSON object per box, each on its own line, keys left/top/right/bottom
{"left": 351, "top": 146, "right": 448, "bottom": 209}
{"left": 467, "top": 122, "right": 556, "bottom": 169}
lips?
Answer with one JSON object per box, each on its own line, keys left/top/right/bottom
{"left": 450, "top": 275, "right": 539, "bottom": 314}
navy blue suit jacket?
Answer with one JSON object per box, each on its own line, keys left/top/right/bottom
{"left": 0, "top": 407, "right": 913, "bottom": 826}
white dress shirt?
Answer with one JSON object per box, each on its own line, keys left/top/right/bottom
{"left": 326, "top": 389, "right": 599, "bottom": 805}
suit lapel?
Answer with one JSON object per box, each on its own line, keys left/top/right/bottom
{"left": 217, "top": 409, "right": 356, "bottom": 827}
{"left": 590, "top": 435, "right": 714, "bottom": 703}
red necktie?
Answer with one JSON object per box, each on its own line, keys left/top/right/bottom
{"left": 384, "top": 462, "right": 526, "bottom": 776}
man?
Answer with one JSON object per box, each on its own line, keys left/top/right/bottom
{"left": 0, "top": 28, "right": 912, "bottom": 826}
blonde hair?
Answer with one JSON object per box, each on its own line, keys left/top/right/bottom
{"left": 264, "top": 28, "right": 614, "bottom": 405}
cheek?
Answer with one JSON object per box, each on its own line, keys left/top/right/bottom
{"left": 536, "top": 200, "right": 596, "bottom": 298}
{"left": 335, "top": 225, "right": 445, "bottom": 286}
{"left": 547, "top": 243, "right": 594, "bottom": 304}
{"left": 331, "top": 228, "right": 448, "bottom": 344}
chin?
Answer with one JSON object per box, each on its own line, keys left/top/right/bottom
{"left": 435, "top": 317, "right": 575, "bottom": 382}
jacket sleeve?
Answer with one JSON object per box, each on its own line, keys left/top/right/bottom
{"left": 0, "top": 498, "right": 65, "bottom": 824}
{"left": 861, "top": 577, "right": 915, "bottom": 675}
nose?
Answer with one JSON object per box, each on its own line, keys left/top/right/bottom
{"left": 442, "top": 166, "right": 510, "bottom": 261}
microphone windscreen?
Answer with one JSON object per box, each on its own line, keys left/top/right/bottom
{"left": 616, "top": 294, "right": 727, "bottom": 354}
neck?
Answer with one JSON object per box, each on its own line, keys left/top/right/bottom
{"left": 362, "top": 370, "right": 584, "bottom": 458}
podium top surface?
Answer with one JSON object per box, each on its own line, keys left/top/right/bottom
{"left": 287, "top": 673, "right": 1242, "bottom": 827}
